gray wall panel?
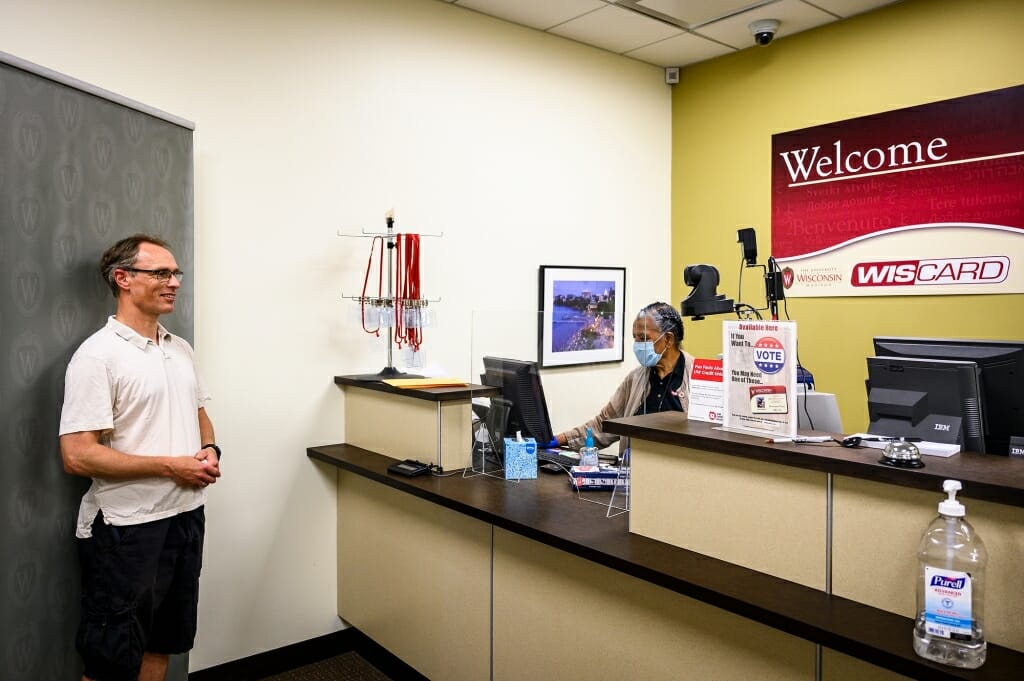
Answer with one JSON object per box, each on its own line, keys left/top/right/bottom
{"left": 0, "top": 59, "right": 194, "bottom": 681}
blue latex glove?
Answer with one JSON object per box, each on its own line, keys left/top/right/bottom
{"left": 542, "top": 438, "right": 559, "bottom": 449}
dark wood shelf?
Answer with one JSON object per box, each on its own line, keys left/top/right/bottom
{"left": 603, "top": 413, "right": 1024, "bottom": 508}
{"left": 334, "top": 375, "right": 500, "bottom": 402}
{"left": 308, "top": 442, "right": 1023, "bottom": 680}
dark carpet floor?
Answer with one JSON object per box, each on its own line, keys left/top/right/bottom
{"left": 257, "top": 651, "right": 392, "bottom": 681}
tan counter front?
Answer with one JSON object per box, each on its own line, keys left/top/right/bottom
{"left": 605, "top": 413, "right": 1024, "bottom": 655}
{"left": 309, "top": 442, "right": 1024, "bottom": 680}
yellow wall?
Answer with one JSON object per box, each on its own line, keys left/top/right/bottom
{"left": 671, "top": 0, "right": 1024, "bottom": 434}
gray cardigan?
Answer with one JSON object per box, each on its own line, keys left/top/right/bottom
{"left": 560, "top": 350, "right": 694, "bottom": 453}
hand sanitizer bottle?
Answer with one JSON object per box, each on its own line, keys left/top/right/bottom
{"left": 579, "top": 428, "right": 599, "bottom": 467}
{"left": 913, "top": 480, "right": 988, "bottom": 669}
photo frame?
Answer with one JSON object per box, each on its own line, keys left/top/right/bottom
{"left": 538, "top": 265, "right": 626, "bottom": 369}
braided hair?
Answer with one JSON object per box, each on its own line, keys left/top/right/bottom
{"left": 637, "top": 302, "right": 684, "bottom": 348}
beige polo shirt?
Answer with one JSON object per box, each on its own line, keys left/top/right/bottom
{"left": 60, "top": 316, "right": 210, "bottom": 538}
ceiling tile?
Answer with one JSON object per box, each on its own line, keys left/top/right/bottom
{"left": 692, "top": 0, "right": 835, "bottom": 50}
{"left": 454, "top": 0, "right": 607, "bottom": 31}
{"left": 625, "top": 31, "right": 736, "bottom": 67}
{"left": 631, "top": 0, "right": 761, "bottom": 27}
{"left": 809, "top": 0, "right": 899, "bottom": 18}
{"left": 549, "top": 5, "right": 684, "bottom": 54}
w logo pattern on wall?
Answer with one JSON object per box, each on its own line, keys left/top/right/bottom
{"left": 0, "top": 58, "right": 194, "bottom": 681}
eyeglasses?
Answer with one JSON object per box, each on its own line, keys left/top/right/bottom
{"left": 123, "top": 267, "right": 185, "bottom": 283}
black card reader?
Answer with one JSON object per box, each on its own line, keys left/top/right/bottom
{"left": 387, "top": 459, "right": 432, "bottom": 477}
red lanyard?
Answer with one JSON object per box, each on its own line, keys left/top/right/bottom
{"left": 360, "top": 236, "right": 384, "bottom": 336}
{"left": 394, "top": 234, "right": 422, "bottom": 351}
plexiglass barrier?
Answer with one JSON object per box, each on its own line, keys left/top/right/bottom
{"left": 466, "top": 308, "right": 629, "bottom": 515}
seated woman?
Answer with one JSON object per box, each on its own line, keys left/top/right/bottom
{"left": 554, "top": 301, "right": 693, "bottom": 452}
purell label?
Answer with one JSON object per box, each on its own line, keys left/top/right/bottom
{"left": 929, "top": 575, "right": 966, "bottom": 589}
{"left": 924, "top": 566, "right": 973, "bottom": 640}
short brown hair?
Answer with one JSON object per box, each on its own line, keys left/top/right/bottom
{"left": 99, "top": 233, "right": 172, "bottom": 298}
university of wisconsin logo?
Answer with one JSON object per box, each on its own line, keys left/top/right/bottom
{"left": 152, "top": 202, "right": 171, "bottom": 233}
{"left": 8, "top": 485, "right": 39, "bottom": 534}
{"left": 55, "top": 155, "right": 83, "bottom": 204}
{"left": 179, "top": 293, "right": 194, "bottom": 325}
{"left": 124, "top": 109, "right": 145, "bottom": 145}
{"left": 782, "top": 267, "right": 795, "bottom": 289}
{"left": 16, "top": 191, "right": 42, "bottom": 239}
{"left": 7, "top": 632, "right": 37, "bottom": 676}
{"left": 13, "top": 111, "right": 45, "bottom": 167}
{"left": 53, "top": 296, "right": 82, "bottom": 341}
{"left": 153, "top": 141, "right": 173, "bottom": 180}
{"left": 12, "top": 261, "right": 44, "bottom": 316}
{"left": 92, "top": 125, "right": 115, "bottom": 174}
{"left": 9, "top": 554, "right": 38, "bottom": 606}
{"left": 56, "top": 91, "right": 82, "bottom": 132}
{"left": 53, "top": 228, "right": 79, "bottom": 271}
{"left": 124, "top": 163, "right": 145, "bottom": 207}
{"left": 10, "top": 330, "right": 43, "bottom": 388}
{"left": 91, "top": 196, "right": 115, "bottom": 238}
{"left": 13, "top": 413, "right": 41, "bottom": 459}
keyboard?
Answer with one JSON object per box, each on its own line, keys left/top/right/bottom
{"left": 537, "top": 449, "right": 582, "bottom": 469}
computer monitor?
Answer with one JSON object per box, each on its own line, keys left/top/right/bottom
{"left": 866, "top": 356, "right": 984, "bottom": 453}
{"left": 480, "top": 357, "right": 555, "bottom": 445}
{"left": 873, "top": 337, "right": 1024, "bottom": 455}
{"left": 796, "top": 389, "right": 843, "bottom": 434}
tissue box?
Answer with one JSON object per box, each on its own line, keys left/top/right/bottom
{"left": 570, "top": 465, "right": 630, "bottom": 491}
{"left": 502, "top": 437, "right": 537, "bottom": 480}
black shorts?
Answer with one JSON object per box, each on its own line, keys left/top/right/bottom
{"left": 76, "top": 506, "right": 205, "bottom": 681}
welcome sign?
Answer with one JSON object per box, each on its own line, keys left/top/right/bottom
{"left": 771, "top": 85, "right": 1024, "bottom": 297}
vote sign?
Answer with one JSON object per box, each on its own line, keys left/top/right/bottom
{"left": 753, "top": 337, "right": 786, "bottom": 375}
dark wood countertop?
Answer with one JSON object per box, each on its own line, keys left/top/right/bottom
{"left": 334, "top": 375, "right": 500, "bottom": 402}
{"left": 308, "top": 442, "right": 1022, "bottom": 680}
{"left": 604, "top": 413, "right": 1024, "bottom": 508}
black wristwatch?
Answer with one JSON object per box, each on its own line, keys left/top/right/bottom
{"left": 203, "top": 443, "right": 222, "bottom": 460}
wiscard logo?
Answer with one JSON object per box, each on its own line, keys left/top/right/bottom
{"left": 929, "top": 575, "right": 967, "bottom": 590}
{"left": 851, "top": 256, "right": 1009, "bottom": 287}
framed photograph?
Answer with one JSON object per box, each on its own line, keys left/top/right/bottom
{"left": 538, "top": 265, "right": 626, "bottom": 369}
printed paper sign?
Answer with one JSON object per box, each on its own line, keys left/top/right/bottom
{"left": 771, "top": 84, "right": 1024, "bottom": 297}
{"left": 722, "top": 321, "right": 798, "bottom": 438}
{"left": 687, "top": 358, "right": 724, "bottom": 424}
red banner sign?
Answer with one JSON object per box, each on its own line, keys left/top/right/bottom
{"left": 771, "top": 85, "right": 1024, "bottom": 297}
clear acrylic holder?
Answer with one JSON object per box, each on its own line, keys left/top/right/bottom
{"left": 462, "top": 428, "right": 512, "bottom": 481}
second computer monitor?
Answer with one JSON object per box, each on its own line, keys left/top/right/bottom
{"left": 481, "top": 356, "right": 555, "bottom": 445}
{"left": 866, "top": 355, "right": 985, "bottom": 453}
{"left": 873, "top": 336, "right": 1024, "bottom": 455}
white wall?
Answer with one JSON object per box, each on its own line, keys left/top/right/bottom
{"left": 0, "top": 0, "right": 671, "bottom": 669}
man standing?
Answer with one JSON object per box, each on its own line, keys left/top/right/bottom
{"left": 60, "top": 234, "right": 219, "bottom": 681}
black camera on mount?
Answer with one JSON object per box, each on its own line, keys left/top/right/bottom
{"left": 680, "top": 265, "right": 735, "bottom": 320}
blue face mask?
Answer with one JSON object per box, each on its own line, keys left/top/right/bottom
{"left": 633, "top": 332, "right": 666, "bottom": 367}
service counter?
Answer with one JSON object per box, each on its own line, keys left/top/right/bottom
{"left": 334, "top": 375, "right": 498, "bottom": 471}
{"left": 312, "top": 381, "right": 1023, "bottom": 680}
{"left": 606, "top": 414, "right": 1024, "bottom": 658}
